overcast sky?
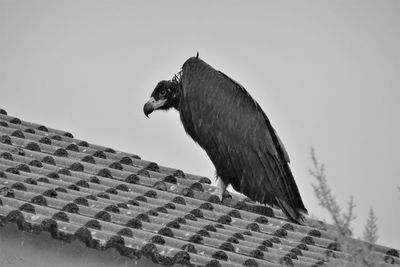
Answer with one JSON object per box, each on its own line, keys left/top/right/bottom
{"left": 1, "top": 0, "right": 399, "bottom": 249}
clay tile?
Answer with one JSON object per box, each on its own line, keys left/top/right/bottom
{"left": 117, "top": 228, "right": 133, "bottom": 237}
{"left": 0, "top": 121, "right": 7, "bottom": 127}
{"left": 16, "top": 164, "right": 30, "bottom": 173}
{"left": 109, "top": 162, "right": 123, "bottom": 170}
{"left": 58, "top": 168, "right": 71, "bottom": 176}
{"left": 11, "top": 130, "right": 25, "bottom": 138}
{"left": 114, "top": 184, "right": 128, "bottom": 192}
{"left": 164, "top": 202, "right": 176, "bottom": 210}
{"left": 163, "top": 175, "right": 177, "bottom": 184}
{"left": 105, "top": 188, "right": 118, "bottom": 194}
{"left": 51, "top": 135, "right": 62, "bottom": 141}
{"left": 126, "top": 218, "right": 142, "bottom": 229}
{"left": 97, "top": 192, "right": 110, "bottom": 199}
{"left": 282, "top": 223, "right": 294, "bottom": 231}
{"left": 219, "top": 242, "right": 234, "bottom": 252}
{"left": 37, "top": 125, "right": 48, "bottom": 132}
{"left": 184, "top": 214, "right": 197, "bottom": 221}
{"left": 127, "top": 199, "right": 139, "bottom": 206}
{"left": 94, "top": 211, "right": 111, "bottom": 222}
{"left": 386, "top": 249, "right": 399, "bottom": 257}
{"left": 0, "top": 152, "right": 13, "bottom": 160}
{"left": 214, "top": 224, "right": 225, "bottom": 229}
{"left": 137, "top": 169, "right": 150, "bottom": 177}
{"left": 0, "top": 135, "right": 12, "bottom": 145}
{"left": 181, "top": 243, "right": 196, "bottom": 253}
{"left": 54, "top": 148, "right": 68, "bottom": 157}
{"left": 269, "top": 237, "right": 281, "bottom": 244}
{"left": 25, "top": 128, "right": 35, "bottom": 134}
{"left": 158, "top": 227, "right": 174, "bottom": 237}
{"left": 25, "top": 142, "right": 41, "bottom": 151}
{"left": 9, "top": 117, "right": 21, "bottom": 124}
{"left": 63, "top": 132, "right": 73, "bottom": 138}
{"left": 233, "top": 200, "right": 249, "bottom": 211}
{"left": 327, "top": 242, "right": 341, "bottom": 251}
{"left": 31, "top": 195, "right": 47, "bottom": 206}
{"left": 145, "top": 162, "right": 159, "bottom": 172}
{"left": 86, "top": 195, "right": 97, "bottom": 201}
{"left": 250, "top": 249, "right": 264, "bottom": 259}
{"left": 24, "top": 178, "right": 37, "bottom": 185}
{"left": 38, "top": 137, "right": 52, "bottom": 144}
{"left": 246, "top": 223, "right": 260, "bottom": 232}
{"left": 0, "top": 108, "right": 7, "bottom": 115}
{"left": 280, "top": 256, "right": 293, "bottom": 267}
{"left": 212, "top": 250, "right": 227, "bottom": 261}
{"left": 384, "top": 256, "right": 395, "bottom": 264}
{"left": 308, "top": 229, "right": 322, "bottom": 237}
{"left": 325, "top": 250, "right": 336, "bottom": 258}
{"left": 175, "top": 217, "right": 187, "bottom": 224}
{"left": 173, "top": 170, "right": 185, "bottom": 178}
{"left": 155, "top": 206, "right": 168, "bottom": 214}
{"left": 42, "top": 156, "right": 56, "bottom": 165}
{"left": 85, "top": 219, "right": 101, "bottom": 230}
{"left": 180, "top": 187, "right": 194, "bottom": 197}
{"left": 173, "top": 251, "right": 191, "bottom": 266}
{"left": 19, "top": 203, "right": 35, "bottom": 213}
{"left": 104, "top": 205, "right": 119, "bottom": 214}
{"left": 29, "top": 159, "right": 43, "bottom": 168}
{"left": 6, "top": 167, "right": 19, "bottom": 175}
{"left": 274, "top": 228, "right": 288, "bottom": 238}
{"left": 190, "top": 209, "right": 204, "bottom": 218}
{"left": 116, "top": 202, "right": 128, "bottom": 209}
{"left": 38, "top": 177, "right": 50, "bottom": 184}
{"left": 125, "top": 174, "right": 139, "bottom": 184}
{"left": 6, "top": 210, "right": 23, "bottom": 223}
{"left": 136, "top": 213, "right": 150, "bottom": 222}
{"left": 190, "top": 182, "right": 203, "bottom": 192}
{"left": 43, "top": 189, "right": 57, "bottom": 197}
{"left": 89, "top": 176, "right": 100, "bottom": 184}
{"left": 172, "top": 196, "right": 186, "bottom": 205}
{"left": 11, "top": 182, "right": 26, "bottom": 191}
{"left": 205, "top": 260, "right": 221, "bottom": 267}
{"left": 228, "top": 209, "right": 241, "bottom": 218}
{"left": 290, "top": 247, "right": 302, "bottom": 256}
{"left": 75, "top": 180, "right": 89, "bottom": 188}
{"left": 78, "top": 141, "right": 89, "bottom": 147}
{"left": 0, "top": 171, "right": 7, "bottom": 178}
{"left": 217, "top": 215, "right": 232, "bottom": 225}
{"left": 196, "top": 229, "right": 210, "bottom": 238}
{"left": 207, "top": 195, "right": 221, "bottom": 204}
{"left": 66, "top": 144, "right": 79, "bottom": 152}
{"left": 144, "top": 190, "right": 157, "bottom": 198}
{"left": 199, "top": 202, "right": 214, "bottom": 211}
{"left": 261, "top": 239, "right": 273, "bottom": 247}
{"left": 243, "top": 259, "right": 258, "bottom": 267}
{"left": 75, "top": 227, "right": 98, "bottom": 248}
{"left": 47, "top": 172, "right": 60, "bottom": 179}
{"left": 81, "top": 155, "right": 95, "bottom": 164}
{"left": 146, "top": 210, "right": 158, "bottom": 216}
{"left": 151, "top": 181, "right": 166, "bottom": 192}
{"left": 232, "top": 232, "right": 244, "bottom": 240}
{"left": 52, "top": 212, "right": 69, "bottom": 222}
{"left": 97, "top": 168, "right": 112, "bottom": 178}
{"left": 199, "top": 177, "right": 211, "bottom": 184}
{"left": 135, "top": 195, "right": 147, "bottom": 202}
{"left": 150, "top": 235, "right": 165, "bottom": 245}
{"left": 301, "top": 236, "right": 315, "bottom": 245}
{"left": 141, "top": 243, "right": 158, "bottom": 257}
{"left": 189, "top": 234, "right": 203, "bottom": 244}
{"left": 104, "top": 148, "right": 115, "bottom": 153}
{"left": 62, "top": 203, "right": 79, "bottom": 213}
{"left": 105, "top": 235, "right": 125, "bottom": 249}
{"left": 166, "top": 221, "right": 180, "bottom": 229}
{"left": 74, "top": 197, "right": 89, "bottom": 206}
{"left": 92, "top": 150, "right": 107, "bottom": 159}
{"left": 119, "top": 157, "right": 133, "bottom": 165}
{"left": 257, "top": 245, "right": 268, "bottom": 252}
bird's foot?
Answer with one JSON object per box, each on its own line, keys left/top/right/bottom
{"left": 215, "top": 178, "right": 232, "bottom": 203}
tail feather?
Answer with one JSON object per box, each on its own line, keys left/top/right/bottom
{"left": 275, "top": 198, "right": 307, "bottom": 224}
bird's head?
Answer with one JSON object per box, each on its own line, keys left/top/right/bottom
{"left": 143, "top": 80, "right": 181, "bottom": 117}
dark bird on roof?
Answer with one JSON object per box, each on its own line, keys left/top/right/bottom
{"left": 143, "top": 55, "right": 308, "bottom": 223}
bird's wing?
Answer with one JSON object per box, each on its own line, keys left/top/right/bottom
{"left": 181, "top": 57, "right": 307, "bottom": 222}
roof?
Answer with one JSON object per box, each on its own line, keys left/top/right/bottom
{"left": 0, "top": 108, "right": 398, "bottom": 267}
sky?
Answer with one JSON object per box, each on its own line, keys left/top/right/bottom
{"left": 0, "top": 0, "right": 399, "bottom": 249}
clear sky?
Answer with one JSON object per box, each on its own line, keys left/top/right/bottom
{"left": 1, "top": 0, "right": 399, "bottom": 249}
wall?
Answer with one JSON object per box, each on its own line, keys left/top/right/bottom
{"left": 0, "top": 223, "right": 159, "bottom": 267}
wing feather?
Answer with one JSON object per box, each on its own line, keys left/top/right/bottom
{"left": 180, "top": 57, "right": 307, "bottom": 222}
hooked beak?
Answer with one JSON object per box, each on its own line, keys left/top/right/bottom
{"left": 143, "top": 97, "right": 167, "bottom": 117}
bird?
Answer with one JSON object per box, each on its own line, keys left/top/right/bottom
{"left": 143, "top": 54, "right": 308, "bottom": 223}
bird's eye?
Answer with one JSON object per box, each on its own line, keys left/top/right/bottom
{"left": 160, "top": 90, "right": 167, "bottom": 96}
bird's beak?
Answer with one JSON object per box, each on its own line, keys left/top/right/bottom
{"left": 143, "top": 97, "right": 166, "bottom": 117}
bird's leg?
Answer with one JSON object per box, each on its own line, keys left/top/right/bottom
{"left": 216, "top": 178, "right": 231, "bottom": 201}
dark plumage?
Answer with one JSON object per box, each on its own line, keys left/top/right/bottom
{"left": 143, "top": 55, "right": 308, "bottom": 223}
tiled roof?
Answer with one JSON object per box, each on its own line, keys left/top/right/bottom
{"left": 0, "top": 108, "right": 398, "bottom": 267}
